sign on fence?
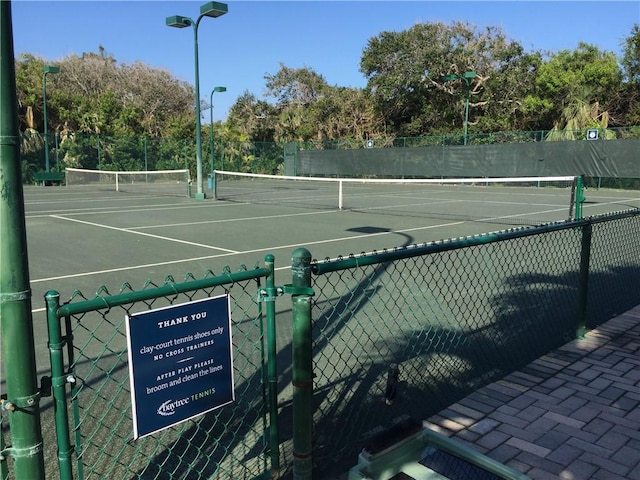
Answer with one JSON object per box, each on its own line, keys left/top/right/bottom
{"left": 126, "top": 295, "right": 234, "bottom": 439}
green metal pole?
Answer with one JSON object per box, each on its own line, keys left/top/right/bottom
{"left": 574, "top": 175, "right": 585, "bottom": 220}
{"left": 291, "top": 248, "right": 313, "bottom": 480}
{"left": 1, "top": 408, "right": 6, "bottom": 480}
{"left": 576, "top": 222, "right": 592, "bottom": 339}
{"left": 264, "top": 255, "right": 280, "bottom": 477}
{"left": 192, "top": 18, "right": 206, "bottom": 200}
{"left": 0, "top": 2, "right": 46, "bottom": 478}
{"left": 54, "top": 133, "right": 59, "bottom": 171}
{"left": 44, "top": 291, "right": 74, "bottom": 480}
{"left": 42, "top": 72, "right": 49, "bottom": 172}
{"left": 463, "top": 80, "right": 470, "bottom": 146}
{"left": 210, "top": 90, "right": 214, "bottom": 177}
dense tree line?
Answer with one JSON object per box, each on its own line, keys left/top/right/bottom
{"left": 15, "top": 22, "right": 640, "bottom": 176}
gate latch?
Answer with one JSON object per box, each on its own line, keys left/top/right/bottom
{"left": 257, "top": 284, "right": 314, "bottom": 302}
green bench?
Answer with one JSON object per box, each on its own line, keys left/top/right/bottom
{"left": 33, "top": 171, "right": 65, "bottom": 186}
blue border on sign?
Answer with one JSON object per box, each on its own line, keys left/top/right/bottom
{"left": 126, "top": 294, "right": 234, "bottom": 439}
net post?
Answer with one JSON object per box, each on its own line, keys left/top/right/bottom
{"left": 115, "top": 172, "right": 119, "bottom": 192}
{"left": 574, "top": 175, "right": 585, "bottom": 220}
{"left": 338, "top": 180, "right": 343, "bottom": 210}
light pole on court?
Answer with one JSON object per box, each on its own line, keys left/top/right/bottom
{"left": 43, "top": 65, "right": 60, "bottom": 172}
{"left": 166, "top": 2, "right": 228, "bottom": 200}
{"left": 209, "top": 85, "right": 226, "bottom": 177}
{"left": 442, "top": 70, "right": 477, "bottom": 146}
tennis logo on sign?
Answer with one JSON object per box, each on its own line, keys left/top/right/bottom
{"left": 157, "top": 398, "right": 190, "bottom": 416}
{"left": 587, "top": 129, "right": 599, "bottom": 140}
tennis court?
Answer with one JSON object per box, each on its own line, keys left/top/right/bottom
{"left": 9, "top": 177, "right": 638, "bottom": 478}
{"left": 22, "top": 178, "right": 637, "bottom": 367}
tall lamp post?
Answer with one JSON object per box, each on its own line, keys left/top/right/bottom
{"left": 43, "top": 65, "right": 60, "bottom": 172}
{"left": 442, "top": 70, "right": 476, "bottom": 145}
{"left": 166, "top": 1, "right": 228, "bottom": 200}
{"left": 209, "top": 86, "right": 226, "bottom": 177}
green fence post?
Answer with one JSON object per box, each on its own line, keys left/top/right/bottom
{"left": 576, "top": 222, "right": 593, "bottom": 339}
{"left": 291, "top": 248, "right": 313, "bottom": 480}
{"left": 0, "top": 2, "right": 46, "bottom": 478}
{"left": 1, "top": 412, "right": 6, "bottom": 480}
{"left": 264, "top": 254, "right": 280, "bottom": 477}
{"left": 44, "top": 291, "right": 74, "bottom": 480}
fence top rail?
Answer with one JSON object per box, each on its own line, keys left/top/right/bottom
{"left": 312, "top": 209, "right": 639, "bottom": 275}
{"left": 52, "top": 266, "right": 271, "bottom": 318}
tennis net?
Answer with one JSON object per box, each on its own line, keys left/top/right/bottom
{"left": 65, "top": 168, "right": 191, "bottom": 197}
{"left": 214, "top": 170, "right": 582, "bottom": 226}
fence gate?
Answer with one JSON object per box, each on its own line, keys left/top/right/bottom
{"left": 44, "top": 261, "right": 278, "bottom": 480}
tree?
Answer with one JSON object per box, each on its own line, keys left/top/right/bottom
{"left": 263, "top": 64, "right": 332, "bottom": 142}
{"left": 524, "top": 43, "right": 622, "bottom": 130}
{"left": 264, "top": 63, "right": 329, "bottom": 107}
{"left": 618, "top": 24, "right": 640, "bottom": 126}
{"left": 15, "top": 54, "right": 50, "bottom": 131}
{"left": 359, "top": 21, "right": 540, "bottom": 137}
{"left": 15, "top": 47, "right": 195, "bottom": 139}
{"left": 226, "top": 91, "right": 277, "bottom": 142}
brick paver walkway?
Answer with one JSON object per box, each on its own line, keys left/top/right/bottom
{"left": 425, "top": 305, "right": 640, "bottom": 479}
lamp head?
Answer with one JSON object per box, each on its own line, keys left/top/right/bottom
{"left": 463, "top": 71, "right": 477, "bottom": 79}
{"left": 44, "top": 65, "right": 60, "bottom": 74}
{"left": 166, "top": 15, "right": 191, "bottom": 28}
{"left": 213, "top": 86, "right": 227, "bottom": 93}
{"left": 200, "top": 1, "right": 228, "bottom": 18}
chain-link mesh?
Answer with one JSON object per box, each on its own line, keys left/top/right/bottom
{"left": 48, "top": 267, "right": 274, "bottom": 480}
{"left": 586, "top": 213, "right": 640, "bottom": 327}
{"left": 306, "top": 211, "right": 640, "bottom": 478}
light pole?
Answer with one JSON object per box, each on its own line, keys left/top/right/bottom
{"left": 209, "top": 86, "right": 226, "bottom": 177}
{"left": 442, "top": 70, "right": 476, "bottom": 145}
{"left": 43, "top": 65, "right": 60, "bottom": 172}
{"left": 166, "top": 1, "right": 228, "bottom": 200}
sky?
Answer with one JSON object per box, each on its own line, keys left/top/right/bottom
{"left": 9, "top": 0, "right": 640, "bottom": 121}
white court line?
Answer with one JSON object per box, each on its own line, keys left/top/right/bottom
{"left": 584, "top": 198, "right": 640, "bottom": 207}
{"left": 31, "top": 219, "right": 467, "bottom": 285}
{"left": 26, "top": 201, "right": 245, "bottom": 218}
{"left": 25, "top": 194, "right": 178, "bottom": 205}
{"left": 130, "top": 209, "right": 340, "bottom": 230}
{"left": 50, "top": 215, "right": 239, "bottom": 254}
{"left": 35, "top": 199, "right": 578, "bottom": 287}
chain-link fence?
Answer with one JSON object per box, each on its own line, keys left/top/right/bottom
{"left": 294, "top": 209, "right": 640, "bottom": 478}
{"left": 43, "top": 263, "right": 278, "bottom": 480}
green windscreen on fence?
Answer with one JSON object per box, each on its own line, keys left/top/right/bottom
{"left": 294, "top": 138, "right": 640, "bottom": 179}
